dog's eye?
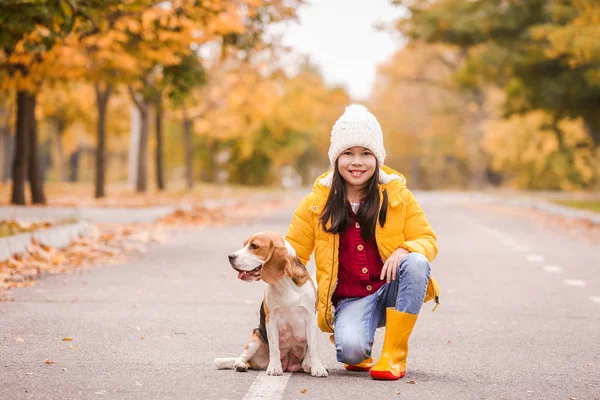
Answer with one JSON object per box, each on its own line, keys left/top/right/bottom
{"left": 250, "top": 243, "right": 259, "bottom": 250}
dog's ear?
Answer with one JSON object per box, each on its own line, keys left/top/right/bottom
{"left": 261, "top": 239, "right": 288, "bottom": 284}
{"left": 286, "top": 256, "right": 309, "bottom": 286}
{"left": 243, "top": 235, "right": 253, "bottom": 247}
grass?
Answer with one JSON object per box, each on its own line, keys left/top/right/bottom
{"left": 551, "top": 200, "right": 600, "bottom": 214}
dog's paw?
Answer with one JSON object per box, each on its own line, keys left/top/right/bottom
{"left": 301, "top": 358, "right": 311, "bottom": 374}
{"left": 234, "top": 360, "right": 248, "bottom": 372}
{"left": 266, "top": 363, "right": 283, "bottom": 376}
{"left": 311, "top": 364, "right": 328, "bottom": 377}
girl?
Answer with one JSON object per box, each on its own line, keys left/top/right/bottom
{"left": 286, "top": 104, "right": 439, "bottom": 380}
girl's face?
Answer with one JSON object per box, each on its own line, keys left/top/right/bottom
{"left": 337, "top": 146, "right": 377, "bottom": 191}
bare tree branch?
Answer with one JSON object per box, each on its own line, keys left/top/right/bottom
{"left": 128, "top": 85, "right": 143, "bottom": 110}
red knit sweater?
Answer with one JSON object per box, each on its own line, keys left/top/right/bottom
{"left": 332, "top": 203, "right": 385, "bottom": 305}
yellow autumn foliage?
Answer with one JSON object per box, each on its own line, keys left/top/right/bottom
{"left": 369, "top": 44, "right": 468, "bottom": 188}
{"left": 483, "top": 110, "right": 596, "bottom": 190}
{"left": 531, "top": 1, "right": 600, "bottom": 81}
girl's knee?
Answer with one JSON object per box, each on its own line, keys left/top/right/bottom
{"left": 400, "top": 252, "right": 430, "bottom": 281}
{"left": 335, "top": 337, "right": 372, "bottom": 365}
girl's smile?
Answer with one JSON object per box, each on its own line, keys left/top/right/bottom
{"left": 338, "top": 147, "right": 377, "bottom": 193}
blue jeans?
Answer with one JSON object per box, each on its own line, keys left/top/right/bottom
{"left": 333, "top": 252, "right": 431, "bottom": 365}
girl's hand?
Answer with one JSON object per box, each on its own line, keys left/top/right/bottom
{"left": 380, "top": 248, "right": 411, "bottom": 283}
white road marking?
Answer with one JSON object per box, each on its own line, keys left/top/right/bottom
{"left": 563, "top": 279, "right": 587, "bottom": 288}
{"left": 589, "top": 296, "right": 600, "bottom": 304}
{"left": 243, "top": 372, "right": 292, "bottom": 400}
{"left": 542, "top": 265, "right": 562, "bottom": 273}
{"left": 526, "top": 254, "right": 545, "bottom": 263}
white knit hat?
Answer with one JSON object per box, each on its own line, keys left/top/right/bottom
{"left": 328, "top": 104, "right": 386, "bottom": 167}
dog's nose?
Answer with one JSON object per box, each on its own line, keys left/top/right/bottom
{"left": 228, "top": 254, "right": 237, "bottom": 262}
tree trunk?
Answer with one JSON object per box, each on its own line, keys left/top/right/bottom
{"left": 136, "top": 103, "right": 149, "bottom": 193}
{"left": 465, "top": 90, "right": 489, "bottom": 190}
{"left": 205, "top": 139, "right": 217, "bottom": 183}
{"left": 0, "top": 103, "right": 11, "bottom": 182}
{"left": 128, "top": 87, "right": 149, "bottom": 193}
{"left": 128, "top": 105, "right": 140, "bottom": 187}
{"left": 11, "top": 91, "right": 28, "bottom": 205}
{"left": 69, "top": 149, "right": 80, "bottom": 182}
{"left": 48, "top": 117, "right": 67, "bottom": 182}
{"left": 182, "top": 109, "right": 194, "bottom": 189}
{"left": 0, "top": 124, "right": 6, "bottom": 182}
{"left": 155, "top": 93, "right": 165, "bottom": 191}
{"left": 27, "top": 93, "right": 45, "bottom": 204}
{"left": 95, "top": 84, "right": 112, "bottom": 198}
{"left": 582, "top": 113, "right": 600, "bottom": 147}
{"left": 410, "top": 156, "right": 421, "bottom": 189}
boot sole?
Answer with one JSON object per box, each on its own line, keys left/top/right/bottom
{"left": 369, "top": 370, "right": 406, "bottom": 380}
{"left": 344, "top": 365, "right": 372, "bottom": 372}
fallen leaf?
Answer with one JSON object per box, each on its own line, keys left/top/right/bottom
{"left": 408, "top": 380, "right": 416, "bottom": 384}
{"left": 300, "top": 389, "right": 307, "bottom": 394}
{"left": 448, "top": 340, "right": 452, "bottom": 344}
{"left": 140, "top": 336, "right": 144, "bottom": 340}
{"left": 52, "top": 254, "right": 65, "bottom": 265}
{"left": 44, "top": 359, "right": 55, "bottom": 365}
{"left": 396, "top": 391, "right": 401, "bottom": 395}
{"left": 62, "top": 337, "right": 73, "bottom": 341}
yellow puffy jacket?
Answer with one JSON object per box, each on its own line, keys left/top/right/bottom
{"left": 285, "top": 166, "right": 440, "bottom": 333}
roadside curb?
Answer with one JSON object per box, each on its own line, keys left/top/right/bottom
{"left": 0, "top": 204, "right": 192, "bottom": 224}
{"left": 0, "top": 191, "right": 292, "bottom": 224}
{"left": 527, "top": 199, "right": 600, "bottom": 225}
{"left": 0, "top": 191, "right": 295, "bottom": 262}
{"left": 468, "top": 193, "right": 600, "bottom": 225}
{"left": 0, "top": 221, "right": 95, "bottom": 262}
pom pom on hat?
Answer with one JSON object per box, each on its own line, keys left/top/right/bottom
{"left": 328, "top": 104, "right": 386, "bottom": 167}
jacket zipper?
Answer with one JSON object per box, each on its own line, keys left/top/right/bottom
{"left": 432, "top": 283, "right": 440, "bottom": 311}
{"left": 325, "top": 234, "right": 336, "bottom": 331}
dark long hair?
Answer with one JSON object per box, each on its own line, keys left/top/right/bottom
{"left": 320, "top": 162, "right": 388, "bottom": 240}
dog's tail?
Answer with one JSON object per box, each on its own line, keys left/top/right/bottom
{"left": 214, "top": 357, "right": 237, "bottom": 369}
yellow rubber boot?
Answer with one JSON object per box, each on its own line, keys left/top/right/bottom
{"left": 344, "top": 357, "right": 373, "bottom": 372}
{"left": 370, "top": 308, "right": 418, "bottom": 380}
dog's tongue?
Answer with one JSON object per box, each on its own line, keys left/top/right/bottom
{"left": 238, "top": 271, "right": 246, "bottom": 279}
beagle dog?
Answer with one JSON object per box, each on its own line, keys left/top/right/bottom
{"left": 214, "top": 231, "right": 328, "bottom": 377}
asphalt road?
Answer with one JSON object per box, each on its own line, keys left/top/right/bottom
{"left": 1, "top": 191, "right": 599, "bottom": 400}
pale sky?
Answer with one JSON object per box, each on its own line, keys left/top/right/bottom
{"left": 281, "top": 1, "right": 406, "bottom": 100}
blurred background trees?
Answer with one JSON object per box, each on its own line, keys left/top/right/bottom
{"left": 383, "top": 0, "right": 600, "bottom": 189}
{"left": 1, "top": 0, "right": 599, "bottom": 205}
